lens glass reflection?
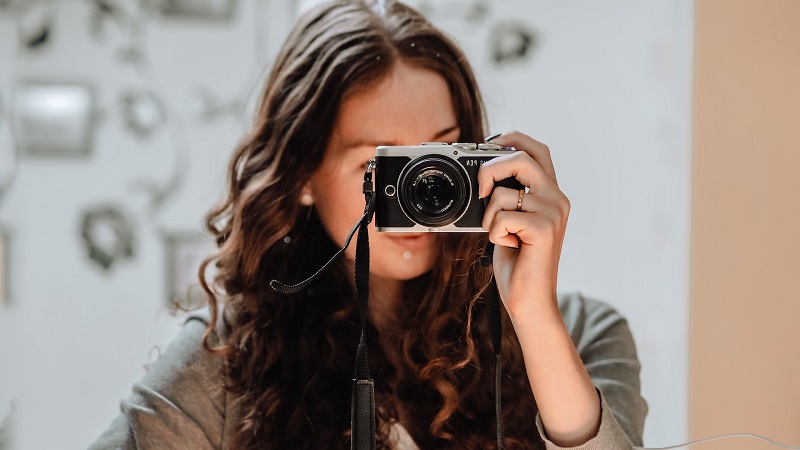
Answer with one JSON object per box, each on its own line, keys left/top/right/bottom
{"left": 414, "top": 171, "right": 454, "bottom": 214}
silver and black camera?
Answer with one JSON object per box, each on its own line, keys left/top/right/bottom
{"left": 374, "top": 142, "right": 523, "bottom": 232}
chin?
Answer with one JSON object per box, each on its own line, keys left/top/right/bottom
{"left": 373, "top": 255, "right": 436, "bottom": 281}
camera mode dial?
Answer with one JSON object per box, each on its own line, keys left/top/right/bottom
{"left": 453, "top": 143, "right": 477, "bottom": 151}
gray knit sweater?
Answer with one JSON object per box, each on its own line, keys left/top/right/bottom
{"left": 90, "top": 292, "right": 648, "bottom": 449}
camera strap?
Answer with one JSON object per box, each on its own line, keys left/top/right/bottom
{"left": 481, "top": 243, "right": 506, "bottom": 449}
{"left": 270, "top": 161, "right": 378, "bottom": 450}
{"left": 351, "top": 161, "right": 377, "bottom": 450}
{"left": 271, "top": 160, "right": 506, "bottom": 449}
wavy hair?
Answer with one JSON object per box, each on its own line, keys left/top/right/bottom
{"left": 199, "top": 1, "right": 542, "bottom": 448}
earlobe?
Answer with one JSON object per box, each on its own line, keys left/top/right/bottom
{"left": 300, "top": 185, "right": 314, "bottom": 206}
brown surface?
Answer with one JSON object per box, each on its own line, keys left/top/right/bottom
{"left": 690, "top": 0, "right": 800, "bottom": 449}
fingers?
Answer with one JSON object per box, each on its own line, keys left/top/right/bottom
{"left": 489, "top": 218, "right": 524, "bottom": 248}
{"left": 488, "top": 130, "right": 558, "bottom": 183}
{"left": 477, "top": 130, "right": 561, "bottom": 200}
{"left": 477, "top": 150, "right": 554, "bottom": 199}
{"left": 484, "top": 188, "right": 529, "bottom": 247}
{"left": 487, "top": 209, "right": 562, "bottom": 249}
{"left": 476, "top": 131, "right": 568, "bottom": 249}
{"left": 482, "top": 187, "right": 533, "bottom": 230}
{"left": 482, "top": 186, "right": 570, "bottom": 248}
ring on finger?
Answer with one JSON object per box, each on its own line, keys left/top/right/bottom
{"left": 516, "top": 189, "right": 525, "bottom": 212}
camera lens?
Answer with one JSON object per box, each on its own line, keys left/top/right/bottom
{"left": 398, "top": 156, "right": 469, "bottom": 227}
{"left": 414, "top": 170, "right": 455, "bottom": 214}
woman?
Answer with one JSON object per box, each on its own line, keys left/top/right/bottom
{"left": 91, "top": 1, "right": 647, "bottom": 449}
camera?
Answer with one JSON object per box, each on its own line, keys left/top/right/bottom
{"left": 374, "top": 142, "right": 524, "bottom": 232}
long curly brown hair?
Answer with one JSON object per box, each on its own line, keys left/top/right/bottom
{"left": 199, "top": 1, "right": 543, "bottom": 448}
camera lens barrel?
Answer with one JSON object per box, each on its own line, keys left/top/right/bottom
{"left": 398, "top": 155, "right": 470, "bottom": 227}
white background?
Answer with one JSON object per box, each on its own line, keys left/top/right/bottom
{"left": 0, "top": 1, "right": 693, "bottom": 448}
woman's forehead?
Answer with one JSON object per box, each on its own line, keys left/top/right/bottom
{"left": 332, "top": 124, "right": 461, "bottom": 154}
{"left": 332, "top": 63, "right": 458, "bottom": 149}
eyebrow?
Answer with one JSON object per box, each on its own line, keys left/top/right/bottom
{"left": 341, "top": 124, "right": 460, "bottom": 149}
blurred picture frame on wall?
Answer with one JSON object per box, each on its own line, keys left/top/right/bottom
{"left": 0, "top": 228, "right": 9, "bottom": 306}
{"left": 0, "top": 90, "right": 18, "bottom": 199}
{"left": 163, "top": 232, "right": 217, "bottom": 313}
{"left": 161, "top": 0, "right": 237, "bottom": 21}
{"left": 13, "top": 81, "right": 94, "bottom": 158}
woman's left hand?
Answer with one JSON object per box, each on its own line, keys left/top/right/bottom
{"left": 477, "top": 130, "right": 570, "bottom": 322}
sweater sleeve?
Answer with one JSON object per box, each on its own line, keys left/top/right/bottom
{"left": 88, "top": 316, "right": 226, "bottom": 450}
{"left": 534, "top": 292, "right": 649, "bottom": 450}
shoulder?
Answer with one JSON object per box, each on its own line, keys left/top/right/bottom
{"left": 556, "top": 291, "right": 630, "bottom": 353}
{"left": 89, "top": 307, "right": 230, "bottom": 449}
{"left": 183, "top": 305, "right": 230, "bottom": 339}
{"left": 135, "top": 308, "right": 227, "bottom": 399}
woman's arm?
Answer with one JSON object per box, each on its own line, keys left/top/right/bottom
{"left": 557, "top": 292, "right": 648, "bottom": 446}
{"left": 510, "top": 291, "right": 605, "bottom": 447}
{"left": 479, "top": 131, "right": 646, "bottom": 448}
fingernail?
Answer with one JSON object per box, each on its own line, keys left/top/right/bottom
{"left": 484, "top": 133, "right": 502, "bottom": 143}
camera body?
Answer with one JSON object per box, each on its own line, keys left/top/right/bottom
{"left": 374, "top": 142, "right": 523, "bottom": 232}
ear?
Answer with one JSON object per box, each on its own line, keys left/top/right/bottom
{"left": 300, "top": 184, "right": 314, "bottom": 206}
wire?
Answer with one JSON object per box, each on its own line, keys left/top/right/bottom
{"left": 644, "top": 433, "right": 800, "bottom": 449}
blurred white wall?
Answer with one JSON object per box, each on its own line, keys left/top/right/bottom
{"left": 0, "top": 1, "right": 693, "bottom": 448}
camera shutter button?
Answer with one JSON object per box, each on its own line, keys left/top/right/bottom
{"left": 478, "top": 143, "right": 502, "bottom": 151}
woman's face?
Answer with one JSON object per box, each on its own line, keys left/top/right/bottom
{"left": 307, "top": 61, "right": 460, "bottom": 281}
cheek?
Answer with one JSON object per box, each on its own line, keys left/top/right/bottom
{"left": 313, "top": 183, "right": 364, "bottom": 247}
